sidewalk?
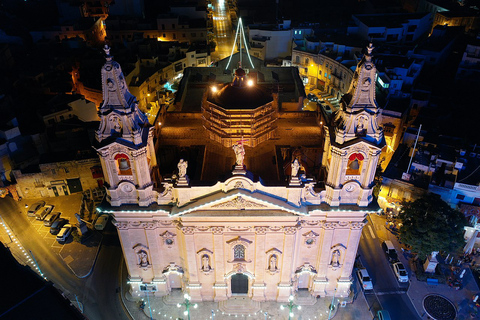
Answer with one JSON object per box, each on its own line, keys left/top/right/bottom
{"left": 370, "top": 214, "right": 480, "bottom": 320}
{"left": 122, "top": 290, "right": 373, "bottom": 320}
{"left": 118, "top": 259, "right": 373, "bottom": 320}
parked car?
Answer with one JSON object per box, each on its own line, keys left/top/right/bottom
{"left": 56, "top": 224, "right": 73, "bottom": 243}
{"left": 356, "top": 268, "right": 373, "bottom": 290}
{"left": 307, "top": 93, "right": 318, "bottom": 102}
{"left": 95, "top": 215, "right": 109, "bottom": 230}
{"left": 27, "top": 201, "right": 45, "bottom": 217}
{"left": 43, "top": 212, "right": 61, "bottom": 227}
{"left": 382, "top": 240, "right": 398, "bottom": 263}
{"left": 393, "top": 262, "right": 409, "bottom": 282}
{"left": 36, "top": 204, "right": 54, "bottom": 220}
{"left": 50, "top": 218, "right": 69, "bottom": 235}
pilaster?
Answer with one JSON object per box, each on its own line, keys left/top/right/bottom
{"left": 212, "top": 227, "right": 228, "bottom": 301}
{"left": 277, "top": 227, "right": 297, "bottom": 302}
{"left": 182, "top": 227, "right": 202, "bottom": 301}
{"left": 252, "top": 227, "right": 267, "bottom": 301}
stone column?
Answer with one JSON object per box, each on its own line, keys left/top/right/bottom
{"left": 182, "top": 227, "right": 202, "bottom": 301}
{"left": 277, "top": 226, "right": 297, "bottom": 302}
{"left": 212, "top": 227, "right": 228, "bottom": 301}
{"left": 252, "top": 227, "right": 267, "bottom": 301}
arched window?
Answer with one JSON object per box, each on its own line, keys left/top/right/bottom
{"left": 115, "top": 153, "right": 132, "bottom": 175}
{"left": 295, "top": 56, "right": 300, "bottom": 64}
{"left": 233, "top": 244, "right": 245, "bottom": 260}
{"left": 305, "top": 58, "right": 309, "bottom": 65}
{"left": 346, "top": 153, "right": 364, "bottom": 176}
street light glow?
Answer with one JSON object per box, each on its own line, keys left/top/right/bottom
{"left": 247, "top": 79, "right": 253, "bottom": 87}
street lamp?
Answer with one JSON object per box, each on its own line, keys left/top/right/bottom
{"left": 177, "top": 293, "right": 197, "bottom": 320}
{"left": 327, "top": 288, "right": 337, "bottom": 320}
{"left": 280, "top": 295, "right": 301, "bottom": 320}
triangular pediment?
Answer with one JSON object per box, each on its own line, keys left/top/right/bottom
{"left": 170, "top": 189, "right": 307, "bottom": 216}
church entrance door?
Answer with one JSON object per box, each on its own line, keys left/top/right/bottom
{"left": 168, "top": 273, "right": 182, "bottom": 290}
{"left": 297, "top": 273, "right": 310, "bottom": 289}
{"left": 231, "top": 273, "right": 248, "bottom": 294}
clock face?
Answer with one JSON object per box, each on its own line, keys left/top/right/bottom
{"left": 345, "top": 184, "right": 355, "bottom": 192}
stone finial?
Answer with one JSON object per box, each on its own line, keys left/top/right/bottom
{"left": 367, "top": 43, "right": 374, "bottom": 55}
{"left": 104, "top": 44, "right": 112, "bottom": 61}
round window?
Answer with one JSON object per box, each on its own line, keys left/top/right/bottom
{"left": 165, "top": 239, "right": 173, "bottom": 245}
{"left": 306, "top": 239, "right": 314, "bottom": 245}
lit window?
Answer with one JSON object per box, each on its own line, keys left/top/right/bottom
{"left": 295, "top": 30, "right": 297, "bottom": 35}
{"left": 299, "top": 30, "right": 302, "bottom": 34}
{"left": 234, "top": 245, "right": 245, "bottom": 260}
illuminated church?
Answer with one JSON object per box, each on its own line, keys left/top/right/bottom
{"left": 95, "top": 42, "right": 384, "bottom": 308}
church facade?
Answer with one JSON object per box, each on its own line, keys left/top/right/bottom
{"left": 95, "top": 44, "right": 385, "bottom": 304}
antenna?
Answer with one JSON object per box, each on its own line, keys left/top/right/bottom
{"left": 225, "top": 18, "right": 255, "bottom": 70}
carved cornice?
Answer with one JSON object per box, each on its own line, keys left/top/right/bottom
{"left": 181, "top": 227, "right": 195, "bottom": 235}
{"left": 284, "top": 227, "right": 297, "bottom": 235}
{"left": 211, "top": 227, "right": 225, "bottom": 235}
{"left": 211, "top": 196, "right": 267, "bottom": 210}
{"left": 254, "top": 227, "right": 268, "bottom": 234}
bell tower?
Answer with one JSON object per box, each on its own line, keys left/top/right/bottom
{"left": 323, "top": 43, "right": 385, "bottom": 206}
{"left": 94, "top": 45, "right": 157, "bottom": 206}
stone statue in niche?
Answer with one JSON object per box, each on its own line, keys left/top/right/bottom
{"left": 138, "top": 250, "right": 149, "bottom": 267}
{"left": 269, "top": 254, "right": 278, "bottom": 271}
{"left": 291, "top": 159, "right": 300, "bottom": 177}
{"left": 232, "top": 142, "right": 245, "bottom": 166}
{"left": 331, "top": 249, "right": 341, "bottom": 267}
{"left": 356, "top": 116, "right": 367, "bottom": 134}
{"left": 111, "top": 116, "right": 122, "bottom": 133}
{"left": 177, "top": 159, "right": 188, "bottom": 178}
{"left": 201, "top": 254, "right": 211, "bottom": 271}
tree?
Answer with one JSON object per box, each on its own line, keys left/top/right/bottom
{"left": 398, "top": 194, "right": 467, "bottom": 260}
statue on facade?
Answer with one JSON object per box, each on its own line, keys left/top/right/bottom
{"left": 356, "top": 116, "right": 367, "bottom": 134}
{"left": 331, "top": 249, "right": 341, "bottom": 267}
{"left": 232, "top": 142, "right": 245, "bottom": 167}
{"left": 291, "top": 159, "right": 300, "bottom": 177}
{"left": 201, "top": 254, "right": 211, "bottom": 271}
{"left": 177, "top": 159, "right": 188, "bottom": 178}
{"left": 138, "top": 250, "right": 149, "bottom": 267}
{"left": 269, "top": 254, "right": 278, "bottom": 271}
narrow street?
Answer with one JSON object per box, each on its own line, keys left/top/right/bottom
{"left": 212, "top": 0, "right": 235, "bottom": 62}
{"left": 358, "top": 214, "right": 420, "bottom": 320}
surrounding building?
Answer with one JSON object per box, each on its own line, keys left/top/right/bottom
{"left": 347, "top": 12, "right": 432, "bottom": 44}
{"left": 96, "top": 42, "right": 384, "bottom": 308}
{"left": 455, "top": 36, "right": 480, "bottom": 82}
{"left": 379, "top": 134, "right": 480, "bottom": 210}
{"left": 247, "top": 20, "right": 295, "bottom": 61}
{"left": 13, "top": 156, "right": 104, "bottom": 199}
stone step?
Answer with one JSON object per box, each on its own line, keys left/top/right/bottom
{"left": 162, "top": 291, "right": 185, "bottom": 305}
{"left": 219, "top": 296, "right": 261, "bottom": 315}
{"left": 294, "top": 295, "right": 317, "bottom": 306}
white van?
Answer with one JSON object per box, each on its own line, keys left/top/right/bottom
{"left": 95, "top": 215, "right": 109, "bottom": 230}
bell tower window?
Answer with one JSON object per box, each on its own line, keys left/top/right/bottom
{"left": 115, "top": 154, "right": 132, "bottom": 175}
{"left": 346, "top": 153, "right": 364, "bottom": 176}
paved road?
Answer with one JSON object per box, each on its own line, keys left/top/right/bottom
{"left": 0, "top": 197, "right": 128, "bottom": 320}
{"left": 358, "top": 215, "right": 420, "bottom": 320}
{"left": 212, "top": 0, "right": 235, "bottom": 62}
